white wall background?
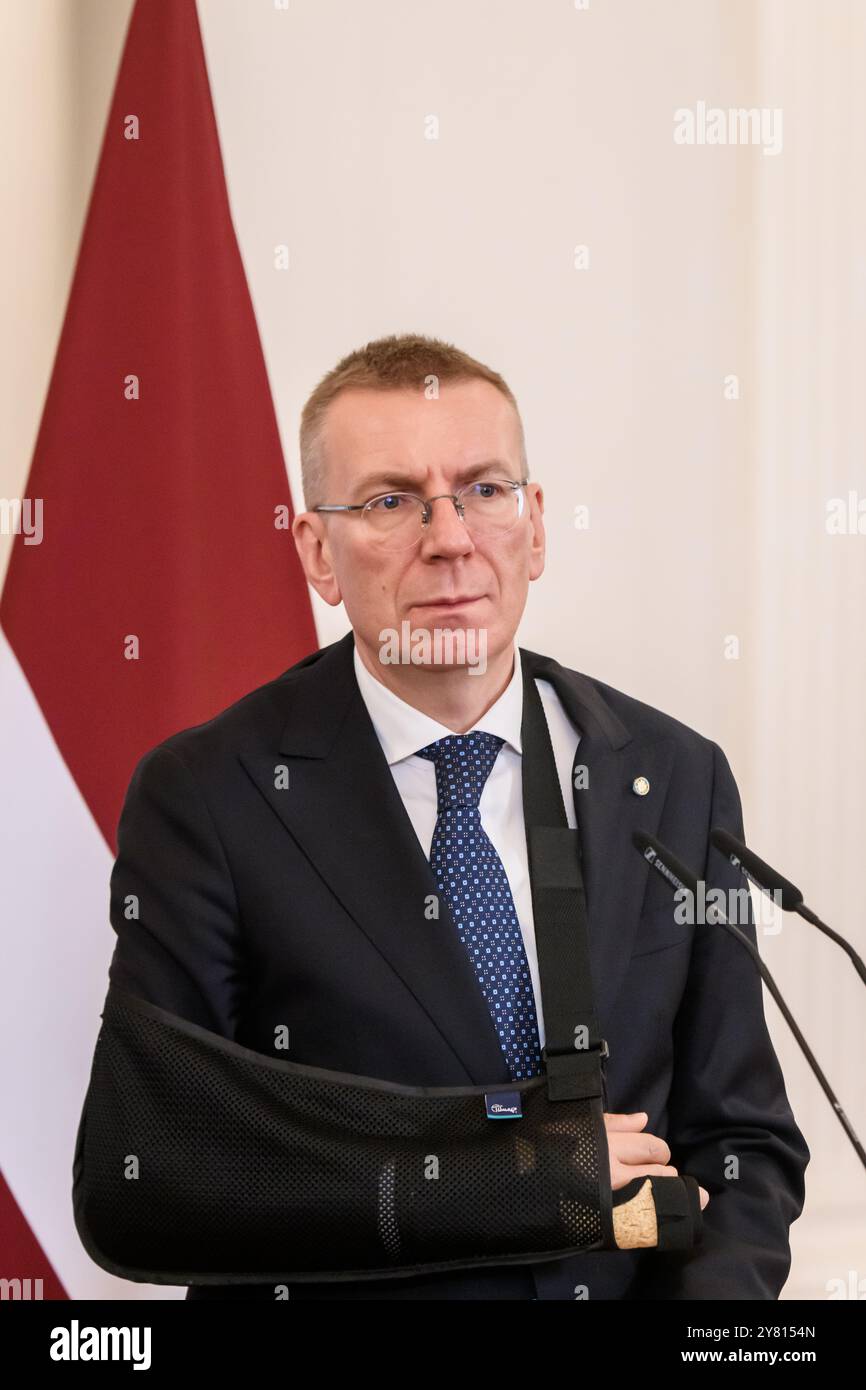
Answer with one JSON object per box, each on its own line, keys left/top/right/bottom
{"left": 1, "top": 0, "right": 863, "bottom": 1299}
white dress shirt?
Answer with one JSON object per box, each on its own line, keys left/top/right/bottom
{"left": 352, "top": 637, "right": 581, "bottom": 1049}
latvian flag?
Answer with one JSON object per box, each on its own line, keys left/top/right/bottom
{"left": 0, "top": 0, "right": 316, "bottom": 1298}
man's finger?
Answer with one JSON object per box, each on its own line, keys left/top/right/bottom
{"left": 609, "top": 1131, "right": 672, "bottom": 1167}
{"left": 603, "top": 1111, "right": 648, "bottom": 1131}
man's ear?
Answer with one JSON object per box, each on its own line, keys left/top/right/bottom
{"left": 291, "top": 513, "right": 343, "bottom": 606}
{"left": 528, "top": 483, "right": 545, "bottom": 582}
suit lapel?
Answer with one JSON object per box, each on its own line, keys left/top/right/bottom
{"left": 239, "top": 631, "right": 677, "bottom": 1081}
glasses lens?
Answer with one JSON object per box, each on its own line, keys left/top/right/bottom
{"left": 460, "top": 481, "right": 522, "bottom": 535}
{"left": 363, "top": 493, "right": 425, "bottom": 549}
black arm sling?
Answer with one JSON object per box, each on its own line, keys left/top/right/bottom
{"left": 72, "top": 666, "right": 702, "bottom": 1284}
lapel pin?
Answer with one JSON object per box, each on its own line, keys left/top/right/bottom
{"left": 632, "top": 776, "right": 650, "bottom": 797}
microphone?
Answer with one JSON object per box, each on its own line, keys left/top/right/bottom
{"left": 632, "top": 830, "right": 866, "bottom": 1172}
{"left": 710, "top": 827, "right": 866, "bottom": 986}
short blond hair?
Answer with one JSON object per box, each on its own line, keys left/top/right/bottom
{"left": 299, "top": 332, "right": 527, "bottom": 508}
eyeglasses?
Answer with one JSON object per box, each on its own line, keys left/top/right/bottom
{"left": 313, "top": 478, "right": 528, "bottom": 552}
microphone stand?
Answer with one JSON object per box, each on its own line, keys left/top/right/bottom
{"left": 634, "top": 831, "right": 866, "bottom": 1173}
{"left": 710, "top": 826, "right": 866, "bottom": 986}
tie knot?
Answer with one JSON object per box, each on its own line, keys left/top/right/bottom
{"left": 416, "top": 731, "right": 505, "bottom": 809}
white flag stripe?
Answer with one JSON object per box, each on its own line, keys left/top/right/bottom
{"left": 0, "top": 627, "right": 182, "bottom": 1299}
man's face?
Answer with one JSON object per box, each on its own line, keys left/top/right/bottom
{"left": 293, "top": 379, "right": 545, "bottom": 674}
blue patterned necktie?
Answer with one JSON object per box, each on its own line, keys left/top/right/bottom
{"left": 416, "top": 731, "right": 542, "bottom": 1080}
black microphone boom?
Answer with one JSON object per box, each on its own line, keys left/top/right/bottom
{"left": 632, "top": 830, "right": 866, "bottom": 1173}
{"left": 710, "top": 826, "right": 866, "bottom": 986}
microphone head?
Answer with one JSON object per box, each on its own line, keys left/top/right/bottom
{"left": 710, "top": 827, "right": 803, "bottom": 911}
{"left": 632, "top": 830, "right": 700, "bottom": 896}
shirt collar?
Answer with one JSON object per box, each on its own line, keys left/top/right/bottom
{"left": 352, "top": 635, "right": 524, "bottom": 766}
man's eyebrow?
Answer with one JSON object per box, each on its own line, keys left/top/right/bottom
{"left": 350, "top": 459, "right": 519, "bottom": 499}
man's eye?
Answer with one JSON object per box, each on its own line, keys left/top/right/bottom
{"left": 369, "top": 494, "right": 407, "bottom": 511}
{"left": 467, "top": 481, "right": 505, "bottom": 499}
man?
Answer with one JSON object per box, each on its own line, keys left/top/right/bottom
{"left": 101, "top": 333, "right": 808, "bottom": 1300}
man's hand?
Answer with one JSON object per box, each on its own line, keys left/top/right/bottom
{"left": 605, "top": 1111, "right": 709, "bottom": 1210}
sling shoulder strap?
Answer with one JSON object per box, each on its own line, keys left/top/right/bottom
{"left": 520, "top": 666, "right": 609, "bottom": 1105}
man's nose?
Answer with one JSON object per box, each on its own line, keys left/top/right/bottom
{"left": 418, "top": 495, "right": 475, "bottom": 556}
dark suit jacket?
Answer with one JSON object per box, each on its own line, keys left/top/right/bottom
{"left": 104, "top": 629, "right": 809, "bottom": 1300}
